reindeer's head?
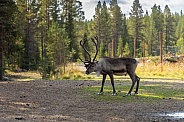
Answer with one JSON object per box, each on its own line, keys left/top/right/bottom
{"left": 79, "top": 36, "right": 99, "bottom": 75}
{"left": 86, "top": 61, "right": 102, "bottom": 75}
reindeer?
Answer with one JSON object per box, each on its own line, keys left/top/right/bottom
{"left": 79, "top": 36, "right": 140, "bottom": 96}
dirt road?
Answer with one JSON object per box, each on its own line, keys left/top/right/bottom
{"left": 0, "top": 80, "right": 184, "bottom": 122}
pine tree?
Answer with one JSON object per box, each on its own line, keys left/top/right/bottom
{"left": 92, "top": 1, "right": 102, "bottom": 58}
{"left": 149, "top": 4, "right": 158, "bottom": 55}
{"left": 176, "top": 11, "right": 184, "bottom": 53}
{"left": 16, "top": 0, "right": 41, "bottom": 70}
{"left": 121, "top": 14, "right": 130, "bottom": 57}
{"left": 175, "top": 11, "right": 183, "bottom": 39}
{"left": 99, "top": 1, "right": 110, "bottom": 57}
{"left": 129, "top": 0, "right": 144, "bottom": 58}
{"left": 4, "top": 1, "right": 22, "bottom": 70}
{"left": 163, "top": 5, "right": 177, "bottom": 54}
{"left": 93, "top": 1, "right": 102, "bottom": 38}
{"left": 109, "top": 0, "right": 123, "bottom": 57}
{"left": 46, "top": 21, "right": 69, "bottom": 78}
{"left": 50, "top": 0, "right": 61, "bottom": 22}
{"left": 149, "top": 4, "right": 164, "bottom": 56}
{"left": 62, "top": 0, "right": 84, "bottom": 61}
{"left": 0, "top": 0, "right": 17, "bottom": 80}
{"left": 142, "top": 11, "right": 150, "bottom": 57}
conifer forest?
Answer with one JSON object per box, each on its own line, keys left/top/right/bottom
{"left": 0, "top": 0, "right": 184, "bottom": 79}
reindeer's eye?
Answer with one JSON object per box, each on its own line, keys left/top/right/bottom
{"left": 84, "top": 64, "right": 90, "bottom": 68}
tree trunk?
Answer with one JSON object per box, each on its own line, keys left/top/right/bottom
{"left": 112, "top": 39, "right": 115, "bottom": 58}
{"left": 0, "top": 39, "right": 3, "bottom": 80}
{"left": 108, "top": 43, "right": 111, "bottom": 57}
{"left": 134, "top": 38, "right": 136, "bottom": 58}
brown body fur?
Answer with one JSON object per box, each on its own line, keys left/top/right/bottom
{"left": 98, "top": 57, "right": 137, "bottom": 75}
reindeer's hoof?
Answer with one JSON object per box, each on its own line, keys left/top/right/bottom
{"left": 98, "top": 92, "right": 104, "bottom": 95}
{"left": 126, "top": 93, "right": 131, "bottom": 96}
{"left": 112, "top": 92, "right": 117, "bottom": 96}
{"left": 134, "top": 92, "right": 138, "bottom": 95}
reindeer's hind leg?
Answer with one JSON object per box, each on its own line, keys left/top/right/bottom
{"left": 98, "top": 74, "right": 107, "bottom": 95}
{"left": 127, "top": 72, "right": 137, "bottom": 96}
{"left": 134, "top": 75, "right": 140, "bottom": 95}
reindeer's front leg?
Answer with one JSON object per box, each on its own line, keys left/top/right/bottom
{"left": 98, "top": 74, "right": 107, "bottom": 95}
{"left": 108, "top": 71, "right": 117, "bottom": 95}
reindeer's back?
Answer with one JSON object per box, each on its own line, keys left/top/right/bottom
{"left": 99, "top": 57, "right": 138, "bottom": 71}
{"left": 100, "top": 57, "right": 137, "bottom": 64}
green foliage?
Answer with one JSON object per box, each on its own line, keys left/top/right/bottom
{"left": 42, "top": 21, "right": 70, "bottom": 78}
{"left": 177, "top": 37, "right": 184, "bottom": 53}
{"left": 9, "top": 0, "right": 85, "bottom": 79}
{"left": 122, "top": 42, "right": 131, "bottom": 57}
{"left": 1, "top": 0, "right": 184, "bottom": 80}
{"left": 15, "top": 0, "right": 41, "bottom": 70}
{"left": 175, "top": 12, "right": 184, "bottom": 39}
{"left": 0, "top": 0, "right": 18, "bottom": 79}
{"left": 62, "top": 0, "right": 85, "bottom": 61}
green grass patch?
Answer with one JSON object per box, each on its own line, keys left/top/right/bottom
{"left": 81, "top": 80, "right": 184, "bottom": 102}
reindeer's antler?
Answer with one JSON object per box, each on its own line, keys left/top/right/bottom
{"left": 91, "top": 36, "right": 99, "bottom": 62}
{"left": 79, "top": 37, "right": 91, "bottom": 64}
{"left": 80, "top": 36, "right": 99, "bottom": 64}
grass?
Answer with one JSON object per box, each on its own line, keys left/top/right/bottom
{"left": 60, "top": 62, "right": 184, "bottom": 80}
{"left": 81, "top": 80, "right": 184, "bottom": 102}
{"left": 136, "top": 62, "right": 184, "bottom": 80}
{"left": 5, "top": 70, "right": 41, "bottom": 81}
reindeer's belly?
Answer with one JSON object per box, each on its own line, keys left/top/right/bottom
{"left": 112, "top": 70, "right": 127, "bottom": 76}
{"left": 114, "top": 72, "right": 127, "bottom": 76}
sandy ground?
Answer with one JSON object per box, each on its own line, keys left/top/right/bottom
{"left": 0, "top": 79, "right": 184, "bottom": 122}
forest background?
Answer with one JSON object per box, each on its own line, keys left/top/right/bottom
{"left": 0, "top": 0, "right": 184, "bottom": 80}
